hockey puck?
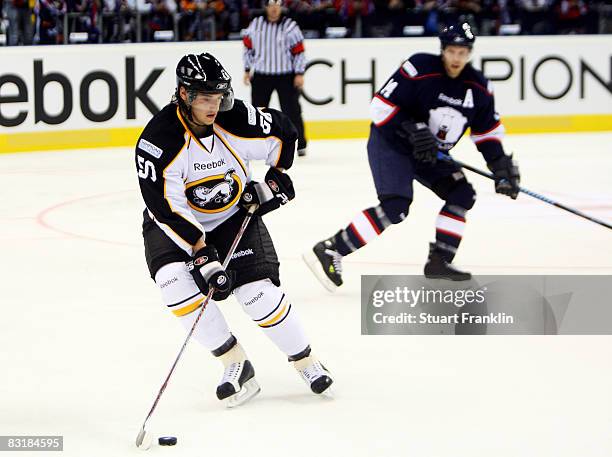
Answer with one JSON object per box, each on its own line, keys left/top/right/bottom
{"left": 158, "top": 436, "right": 177, "bottom": 446}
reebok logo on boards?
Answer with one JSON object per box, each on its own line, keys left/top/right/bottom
{"left": 0, "top": 57, "right": 163, "bottom": 127}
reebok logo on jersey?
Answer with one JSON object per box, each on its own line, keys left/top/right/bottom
{"left": 244, "top": 291, "right": 264, "bottom": 307}
{"left": 160, "top": 277, "right": 178, "bottom": 288}
{"left": 438, "top": 91, "right": 475, "bottom": 109}
{"left": 438, "top": 93, "right": 463, "bottom": 107}
{"left": 138, "top": 139, "right": 163, "bottom": 159}
{"left": 194, "top": 158, "right": 226, "bottom": 171}
{"left": 231, "top": 248, "right": 254, "bottom": 259}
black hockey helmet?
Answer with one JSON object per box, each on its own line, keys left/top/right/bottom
{"left": 439, "top": 23, "right": 476, "bottom": 49}
{"left": 175, "top": 52, "right": 234, "bottom": 112}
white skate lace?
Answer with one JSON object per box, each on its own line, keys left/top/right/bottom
{"left": 221, "top": 362, "right": 242, "bottom": 385}
{"left": 300, "top": 361, "right": 327, "bottom": 383}
{"left": 324, "top": 249, "right": 343, "bottom": 275}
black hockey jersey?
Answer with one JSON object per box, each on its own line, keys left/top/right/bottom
{"left": 135, "top": 99, "right": 297, "bottom": 254}
{"left": 370, "top": 53, "right": 506, "bottom": 162}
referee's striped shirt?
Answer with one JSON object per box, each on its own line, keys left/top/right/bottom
{"left": 243, "top": 15, "right": 306, "bottom": 75}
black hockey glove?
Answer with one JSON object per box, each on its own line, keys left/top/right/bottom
{"left": 488, "top": 154, "right": 520, "bottom": 200}
{"left": 396, "top": 121, "right": 438, "bottom": 164}
{"left": 240, "top": 167, "right": 295, "bottom": 216}
{"left": 187, "top": 244, "right": 233, "bottom": 301}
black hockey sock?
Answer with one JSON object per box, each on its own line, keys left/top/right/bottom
{"left": 334, "top": 207, "right": 389, "bottom": 256}
{"left": 434, "top": 205, "right": 467, "bottom": 262}
{"left": 211, "top": 334, "right": 238, "bottom": 357}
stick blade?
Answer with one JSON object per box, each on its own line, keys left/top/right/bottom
{"left": 136, "top": 428, "right": 152, "bottom": 450}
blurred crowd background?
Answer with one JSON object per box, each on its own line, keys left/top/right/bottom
{"left": 1, "top": 0, "right": 610, "bottom": 46}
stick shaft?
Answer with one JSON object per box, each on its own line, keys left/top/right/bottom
{"left": 138, "top": 207, "right": 257, "bottom": 434}
{"left": 438, "top": 153, "right": 612, "bottom": 231}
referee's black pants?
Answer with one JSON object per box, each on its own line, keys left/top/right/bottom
{"left": 251, "top": 73, "right": 307, "bottom": 151}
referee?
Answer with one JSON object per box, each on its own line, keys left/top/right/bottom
{"left": 243, "top": 0, "right": 308, "bottom": 156}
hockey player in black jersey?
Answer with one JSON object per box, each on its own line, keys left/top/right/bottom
{"left": 304, "top": 23, "right": 520, "bottom": 289}
{"left": 136, "top": 53, "right": 332, "bottom": 406}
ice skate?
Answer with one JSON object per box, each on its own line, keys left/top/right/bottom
{"left": 217, "top": 343, "right": 261, "bottom": 408}
{"left": 303, "top": 236, "right": 343, "bottom": 292}
{"left": 294, "top": 354, "right": 333, "bottom": 396}
{"left": 424, "top": 243, "right": 471, "bottom": 281}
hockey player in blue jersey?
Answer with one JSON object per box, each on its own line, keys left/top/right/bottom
{"left": 304, "top": 23, "right": 521, "bottom": 288}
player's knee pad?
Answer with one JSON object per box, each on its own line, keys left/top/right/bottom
{"left": 447, "top": 180, "right": 476, "bottom": 210}
{"left": 155, "top": 262, "right": 204, "bottom": 316}
{"left": 155, "top": 262, "right": 230, "bottom": 350}
{"left": 432, "top": 174, "right": 476, "bottom": 211}
{"left": 233, "top": 279, "right": 291, "bottom": 329}
{"left": 379, "top": 196, "right": 412, "bottom": 224}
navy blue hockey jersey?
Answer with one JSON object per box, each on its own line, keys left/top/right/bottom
{"left": 370, "top": 53, "right": 506, "bottom": 162}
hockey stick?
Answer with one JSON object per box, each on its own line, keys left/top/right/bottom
{"left": 437, "top": 152, "right": 612, "bottom": 231}
{"left": 135, "top": 205, "right": 258, "bottom": 449}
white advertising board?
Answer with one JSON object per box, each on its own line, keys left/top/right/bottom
{"left": 0, "top": 35, "right": 610, "bottom": 149}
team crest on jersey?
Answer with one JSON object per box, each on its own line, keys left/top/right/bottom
{"left": 429, "top": 106, "right": 468, "bottom": 149}
{"left": 185, "top": 169, "right": 242, "bottom": 213}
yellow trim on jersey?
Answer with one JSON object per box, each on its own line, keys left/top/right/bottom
{"left": 2, "top": 114, "right": 612, "bottom": 154}
{"left": 212, "top": 132, "right": 249, "bottom": 176}
{"left": 213, "top": 124, "right": 284, "bottom": 168}
{"left": 172, "top": 296, "right": 205, "bottom": 317}
{"left": 258, "top": 303, "right": 288, "bottom": 327}
{"left": 175, "top": 107, "right": 212, "bottom": 153}
{"left": 160, "top": 136, "right": 203, "bottom": 246}
{"left": 185, "top": 172, "right": 243, "bottom": 214}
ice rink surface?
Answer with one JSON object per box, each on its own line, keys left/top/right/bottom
{"left": 1, "top": 132, "right": 611, "bottom": 456}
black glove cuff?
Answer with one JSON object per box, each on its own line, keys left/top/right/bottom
{"left": 190, "top": 245, "right": 221, "bottom": 278}
{"left": 192, "top": 244, "right": 220, "bottom": 265}
{"left": 488, "top": 154, "right": 514, "bottom": 173}
{"left": 264, "top": 167, "right": 295, "bottom": 202}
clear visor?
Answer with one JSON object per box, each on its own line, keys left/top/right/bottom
{"left": 187, "top": 90, "right": 224, "bottom": 104}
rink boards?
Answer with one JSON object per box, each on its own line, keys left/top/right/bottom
{"left": 0, "top": 35, "right": 611, "bottom": 153}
